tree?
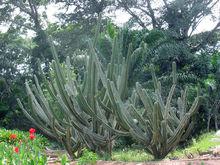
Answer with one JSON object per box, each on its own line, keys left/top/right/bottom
{"left": 116, "top": 0, "right": 220, "bottom": 51}
{"left": 205, "top": 51, "right": 220, "bottom": 131}
{"left": 0, "top": 0, "right": 53, "bottom": 74}
{"left": 0, "top": 29, "right": 33, "bottom": 127}
{"left": 55, "top": 0, "right": 113, "bottom": 24}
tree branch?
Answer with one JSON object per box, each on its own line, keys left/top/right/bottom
{"left": 27, "top": 0, "right": 42, "bottom": 31}
{"left": 136, "top": 6, "right": 152, "bottom": 17}
{"left": 12, "top": 0, "right": 33, "bottom": 17}
{"left": 162, "top": 0, "right": 169, "bottom": 9}
{"left": 125, "top": 7, "right": 146, "bottom": 28}
{"left": 145, "top": 0, "right": 158, "bottom": 28}
{"left": 116, "top": 0, "right": 146, "bottom": 28}
{"left": 188, "top": 16, "right": 204, "bottom": 37}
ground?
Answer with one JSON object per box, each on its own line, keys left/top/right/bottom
{"left": 47, "top": 148, "right": 220, "bottom": 165}
{"left": 48, "top": 159, "right": 220, "bottom": 165}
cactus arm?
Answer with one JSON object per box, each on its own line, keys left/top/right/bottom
{"left": 17, "top": 98, "right": 57, "bottom": 139}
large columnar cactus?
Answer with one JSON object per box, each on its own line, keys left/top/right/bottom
{"left": 17, "top": 25, "right": 200, "bottom": 159}
{"left": 17, "top": 56, "right": 84, "bottom": 158}
{"left": 17, "top": 31, "right": 134, "bottom": 158}
{"left": 105, "top": 62, "right": 201, "bottom": 159}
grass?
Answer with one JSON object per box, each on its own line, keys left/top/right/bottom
{"left": 112, "top": 132, "right": 220, "bottom": 162}
{"left": 112, "top": 149, "right": 153, "bottom": 162}
{"left": 167, "top": 132, "right": 220, "bottom": 159}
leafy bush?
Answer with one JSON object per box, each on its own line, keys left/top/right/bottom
{"left": 0, "top": 78, "right": 31, "bottom": 130}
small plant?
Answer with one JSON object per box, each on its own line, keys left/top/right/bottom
{"left": 60, "top": 154, "right": 69, "bottom": 165}
{"left": 200, "top": 162, "right": 205, "bottom": 165}
{"left": 77, "top": 149, "right": 98, "bottom": 165}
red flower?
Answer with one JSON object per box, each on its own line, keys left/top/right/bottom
{"left": 29, "top": 128, "right": 36, "bottom": 134}
{"left": 9, "top": 134, "right": 17, "bottom": 140}
{"left": 29, "top": 133, "right": 35, "bottom": 140}
{"left": 14, "top": 147, "right": 19, "bottom": 153}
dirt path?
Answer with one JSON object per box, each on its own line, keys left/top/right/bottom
{"left": 48, "top": 157, "right": 220, "bottom": 165}
{"left": 48, "top": 159, "right": 220, "bottom": 165}
{"left": 46, "top": 149, "right": 220, "bottom": 165}
{"left": 96, "top": 158, "right": 220, "bottom": 165}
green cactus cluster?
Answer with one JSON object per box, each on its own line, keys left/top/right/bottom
{"left": 105, "top": 62, "right": 201, "bottom": 159}
{"left": 17, "top": 31, "right": 201, "bottom": 159}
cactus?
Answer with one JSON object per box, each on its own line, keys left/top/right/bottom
{"left": 104, "top": 62, "right": 201, "bottom": 159}
{"left": 17, "top": 59, "right": 83, "bottom": 159}
{"left": 17, "top": 19, "right": 200, "bottom": 159}
{"left": 17, "top": 30, "right": 135, "bottom": 157}
{"left": 66, "top": 33, "right": 136, "bottom": 154}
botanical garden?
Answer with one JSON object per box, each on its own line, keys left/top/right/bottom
{"left": 0, "top": 0, "right": 220, "bottom": 164}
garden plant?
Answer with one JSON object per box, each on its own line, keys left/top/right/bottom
{"left": 0, "top": 128, "right": 48, "bottom": 164}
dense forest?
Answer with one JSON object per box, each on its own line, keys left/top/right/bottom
{"left": 0, "top": 0, "right": 220, "bottom": 163}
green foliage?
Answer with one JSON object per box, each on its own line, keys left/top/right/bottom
{"left": 0, "top": 142, "right": 48, "bottom": 165}
{"left": 0, "top": 128, "right": 48, "bottom": 165}
{"left": 119, "top": 0, "right": 219, "bottom": 49}
{"left": 31, "top": 29, "right": 52, "bottom": 75}
{"left": 0, "top": 128, "right": 48, "bottom": 147}
{"left": 77, "top": 149, "right": 98, "bottom": 165}
{"left": 60, "top": 154, "right": 69, "bottom": 165}
{"left": 0, "top": 78, "right": 32, "bottom": 129}
{"left": 0, "top": 30, "right": 32, "bottom": 129}
{"left": 106, "top": 22, "right": 118, "bottom": 39}
{"left": 202, "top": 51, "right": 220, "bottom": 130}
{"left": 119, "top": 28, "right": 212, "bottom": 89}
{"left": 211, "top": 51, "right": 220, "bottom": 68}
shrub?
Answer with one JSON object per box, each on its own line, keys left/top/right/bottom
{"left": 77, "top": 149, "right": 98, "bottom": 165}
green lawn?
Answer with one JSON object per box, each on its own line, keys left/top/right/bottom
{"left": 167, "top": 132, "right": 220, "bottom": 159}
{"left": 112, "top": 132, "right": 220, "bottom": 162}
